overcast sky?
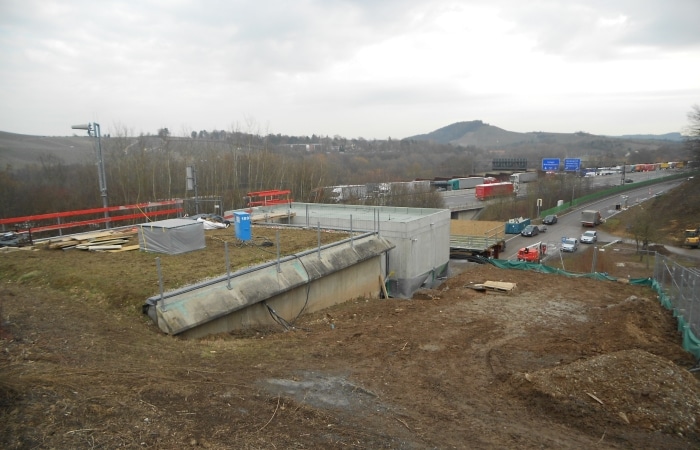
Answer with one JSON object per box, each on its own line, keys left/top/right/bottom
{"left": 1, "top": 0, "right": 699, "bottom": 139}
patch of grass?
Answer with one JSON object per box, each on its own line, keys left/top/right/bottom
{"left": 548, "top": 243, "right": 658, "bottom": 279}
{"left": 602, "top": 217, "right": 621, "bottom": 231}
{"left": 0, "top": 226, "right": 351, "bottom": 314}
{"left": 17, "top": 270, "right": 42, "bottom": 284}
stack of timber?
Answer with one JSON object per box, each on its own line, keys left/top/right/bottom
{"left": 48, "top": 229, "right": 139, "bottom": 252}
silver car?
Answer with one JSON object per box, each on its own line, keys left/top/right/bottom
{"left": 560, "top": 238, "right": 579, "bottom": 252}
{"left": 580, "top": 230, "right": 597, "bottom": 244}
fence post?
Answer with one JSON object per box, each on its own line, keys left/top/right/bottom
{"left": 350, "top": 214, "right": 354, "bottom": 248}
{"left": 156, "top": 257, "right": 164, "bottom": 301}
{"left": 276, "top": 230, "right": 281, "bottom": 273}
{"left": 692, "top": 277, "right": 699, "bottom": 338}
{"left": 685, "top": 270, "right": 694, "bottom": 328}
{"left": 225, "top": 242, "right": 232, "bottom": 289}
{"left": 317, "top": 221, "right": 321, "bottom": 259}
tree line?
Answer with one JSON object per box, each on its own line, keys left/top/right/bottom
{"left": 3, "top": 105, "right": 698, "bottom": 221}
{"left": 0, "top": 131, "right": 475, "bottom": 219}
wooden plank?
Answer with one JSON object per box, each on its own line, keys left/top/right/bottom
{"left": 0, "top": 246, "right": 35, "bottom": 253}
{"left": 465, "top": 281, "right": 516, "bottom": 293}
{"left": 86, "top": 239, "right": 130, "bottom": 246}
{"left": 47, "top": 236, "right": 76, "bottom": 245}
{"left": 482, "top": 281, "right": 517, "bottom": 292}
{"left": 89, "top": 235, "right": 132, "bottom": 243}
{"left": 69, "top": 231, "right": 115, "bottom": 241}
{"left": 107, "top": 244, "right": 140, "bottom": 252}
{"left": 379, "top": 274, "right": 389, "bottom": 299}
{"left": 88, "top": 245, "right": 123, "bottom": 251}
{"left": 50, "top": 241, "right": 82, "bottom": 249}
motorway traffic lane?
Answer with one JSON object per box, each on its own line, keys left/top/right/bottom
{"left": 502, "top": 179, "right": 684, "bottom": 260}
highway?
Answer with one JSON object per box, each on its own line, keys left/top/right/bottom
{"left": 440, "top": 169, "right": 671, "bottom": 211}
{"left": 500, "top": 178, "right": 685, "bottom": 261}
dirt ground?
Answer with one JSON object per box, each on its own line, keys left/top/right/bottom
{"left": 2, "top": 227, "right": 700, "bottom": 449}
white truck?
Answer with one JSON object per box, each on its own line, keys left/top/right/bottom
{"left": 509, "top": 172, "right": 538, "bottom": 184}
{"left": 449, "top": 177, "right": 483, "bottom": 190}
{"left": 329, "top": 185, "right": 368, "bottom": 203}
{"left": 581, "top": 210, "right": 602, "bottom": 227}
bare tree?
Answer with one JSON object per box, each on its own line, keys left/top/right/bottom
{"left": 628, "top": 206, "right": 656, "bottom": 266}
{"left": 685, "top": 104, "right": 700, "bottom": 161}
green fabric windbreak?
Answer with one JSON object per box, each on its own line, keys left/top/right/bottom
{"left": 483, "top": 259, "right": 700, "bottom": 360}
{"left": 651, "top": 280, "right": 700, "bottom": 360}
{"left": 488, "top": 259, "right": 649, "bottom": 283}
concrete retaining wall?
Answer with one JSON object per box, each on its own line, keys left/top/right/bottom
{"left": 179, "top": 255, "right": 382, "bottom": 339}
{"left": 144, "top": 233, "right": 394, "bottom": 338}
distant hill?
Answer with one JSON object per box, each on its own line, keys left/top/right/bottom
{"left": 409, "top": 121, "right": 529, "bottom": 147}
{"left": 407, "top": 120, "right": 682, "bottom": 148}
{"left": 405, "top": 121, "right": 694, "bottom": 167}
{"left": 0, "top": 131, "right": 95, "bottom": 168}
{"left": 617, "top": 132, "right": 684, "bottom": 142}
{"left": 0, "top": 123, "right": 689, "bottom": 171}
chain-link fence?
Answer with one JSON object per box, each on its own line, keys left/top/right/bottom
{"left": 653, "top": 253, "right": 700, "bottom": 362}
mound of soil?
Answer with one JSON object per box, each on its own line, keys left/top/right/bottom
{"left": 513, "top": 349, "right": 700, "bottom": 435}
{"left": 2, "top": 257, "right": 700, "bottom": 448}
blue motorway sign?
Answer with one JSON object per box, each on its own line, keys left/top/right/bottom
{"left": 542, "top": 158, "right": 560, "bottom": 171}
{"left": 564, "top": 158, "right": 581, "bottom": 171}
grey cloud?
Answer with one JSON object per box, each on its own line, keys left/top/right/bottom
{"left": 498, "top": 0, "right": 700, "bottom": 59}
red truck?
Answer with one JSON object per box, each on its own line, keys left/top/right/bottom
{"left": 517, "top": 242, "right": 547, "bottom": 263}
{"left": 475, "top": 182, "right": 514, "bottom": 200}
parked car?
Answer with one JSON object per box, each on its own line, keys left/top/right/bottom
{"left": 624, "top": 179, "right": 634, "bottom": 183}
{"left": 521, "top": 225, "right": 540, "bottom": 237}
{"left": 0, "top": 231, "right": 31, "bottom": 247}
{"left": 206, "top": 214, "right": 231, "bottom": 226}
{"left": 580, "top": 230, "right": 598, "bottom": 244}
{"left": 542, "top": 215, "right": 558, "bottom": 225}
{"left": 560, "top": 237, "right": 579, "bottom": 252}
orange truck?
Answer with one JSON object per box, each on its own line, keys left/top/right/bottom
{"left": 517, "top": 241, "right": 547, "bottom": 263}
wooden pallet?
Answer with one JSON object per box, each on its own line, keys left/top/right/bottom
{"left": 465, "top": 280, "right": 516, "bottom": 293}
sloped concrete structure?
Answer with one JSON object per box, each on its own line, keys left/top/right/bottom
{"left": 144, "top": 233, "right": 394, "bottom": 338}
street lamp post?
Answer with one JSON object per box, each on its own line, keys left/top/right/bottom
{"left": 571, "top": 182, "right": 575, "bottom": 206}
{"left": 72, "top": 122, "right": 110, "bottom": 228}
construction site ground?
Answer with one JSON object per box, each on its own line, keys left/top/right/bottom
{"left": 2, "top": 226, "right": 700, "bottom": 449}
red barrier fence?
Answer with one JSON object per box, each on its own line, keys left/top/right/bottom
{"left": 0, "top": 199, "right": 184, "bottom": 235}
{"left": 244, "top": 190, "right": 292, "bottom": 207}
